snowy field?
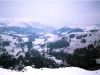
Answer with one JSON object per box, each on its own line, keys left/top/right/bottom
{"left": 0, "top": 66, "right": 100, "bottom": 75}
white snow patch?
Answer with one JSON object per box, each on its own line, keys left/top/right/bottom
{"left": 0, "top": 67, "right": 100, "bottom": 75}
{"left": 33, "top": 45, "right": 43, "bottom": 51}
{"left": 45, "top": 33, "right": 58, "bottom": 42}
{"left": 48, "top": 56, "right": 63, "bottom": 64}
{"left": 22, "top": 37, "right": 28, "bottom": 42}
{"left": 34, "top": 38, "right": 45, "bottom": 45}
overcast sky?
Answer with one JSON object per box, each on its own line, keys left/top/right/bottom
{"left": 0, "top": 0, "right": 99, "bottom": 27}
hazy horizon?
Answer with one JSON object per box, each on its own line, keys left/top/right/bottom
{"left": 0, "top": 0, "right": 99, "bottom": 27}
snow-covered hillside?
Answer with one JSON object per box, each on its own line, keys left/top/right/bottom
{"left": 0, "top": 66, "right": 100, "bottom": 75}
{"left": 0, "top": 21, "right": 100, "bottom": 71}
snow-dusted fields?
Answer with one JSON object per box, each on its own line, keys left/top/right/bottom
{"left": 0, "top": 67, "right": 100, "bottom": 75}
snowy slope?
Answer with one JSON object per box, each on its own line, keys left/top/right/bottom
{"left": 0, "top": 33, "right": 29, "bottom": 57}
{"left": 0, "top": 67, "right": 100, "bottom": 75}
{"left": 0, "top": 21, "right": 100, "bottom": 70}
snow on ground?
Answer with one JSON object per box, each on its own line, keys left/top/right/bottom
{"left": 33, "top": 45, "right": 43, "bottom": 51}
{"left": 65, "top": 30, "right": 100, "bottom": 53}
{"left": 0, "top": 67, "right": 100, "bottom": 75}
{"left": 47, "top": 56, "right": 63, "bottom": 64}
{"left": 45, "top": 33, "right": 58, "bottom": 42}
{"left": 67, "top": 24, "right": 100, "bottom": 31}
{"left": 33, "top": 38, "right": 45, "bottom": 45}
{"left": 22, "top": 37, "right": 28, "bottom": 42}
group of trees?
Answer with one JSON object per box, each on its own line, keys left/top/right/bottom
{"left": 0, "top": 33, "right": 100, "bottom": 71}
{"left": 47, "top": 37, "right": 69, "bottom": 51}
{"left": 0, "top": 52, "right": 18, "bottom": 70}
{"left": 0, "top": 39, "right": 10, "bottom": 47}
{"left": 0, "top": 47, "right": 61, "bottom": 71}
{"left": 49, "top": 43, "right": 100, "bottom": 70}
{"left": 0, "top": 43, "right": 100, "bottom": 70}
